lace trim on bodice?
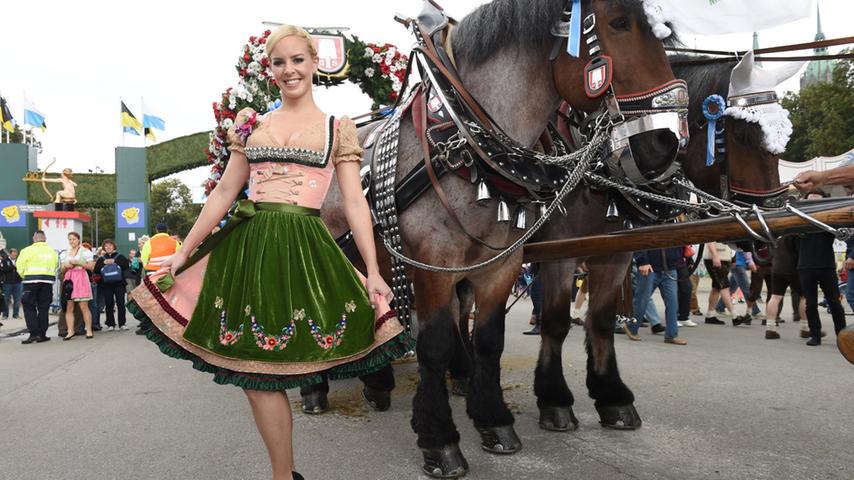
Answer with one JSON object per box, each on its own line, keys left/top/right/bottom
{"left": 243, "top": 116, "right": 334, "bottom": 168}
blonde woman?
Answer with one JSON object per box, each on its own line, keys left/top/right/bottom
{"left": 128, "top": 25, "right": 410, "bottom": 480}
{"left": 60, "top": 232, "right": 94, "bottom": 339}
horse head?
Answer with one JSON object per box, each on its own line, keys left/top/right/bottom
{"left": 673, "top": 51, "right": 803, "bottom": 208}
{"left": 551, "top": 0, "right": 689, "bottom": 185}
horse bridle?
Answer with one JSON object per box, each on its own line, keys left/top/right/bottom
{"left": 705, "top": 88, "right": 790, "bottom": 209}
{"left": 550, "top": 0, "right": 689, "bottom": 186}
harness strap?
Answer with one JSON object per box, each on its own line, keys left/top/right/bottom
{"left": 418, "top": 89, "right": 509, "bottom": 251}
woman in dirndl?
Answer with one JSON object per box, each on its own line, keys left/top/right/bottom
{"left": 127, "top": 25, "right": 410, "bottom": 480}
{"left": 60, "top": 231, "right": 95, "bottom": 339}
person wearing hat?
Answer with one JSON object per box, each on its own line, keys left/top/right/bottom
{"left": 140, "top": 223, "right": 182, "bottom": 274}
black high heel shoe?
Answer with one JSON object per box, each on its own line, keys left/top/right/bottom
{"left": 292, "top": 472, "right": 305, "bottom": 480}
{"left": 63, "top": 334, "right": 76, "bottom": 341}
{"left": 85, "top": 333, "right": 94, "bottom": 339}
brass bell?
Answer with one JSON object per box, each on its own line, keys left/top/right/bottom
{"left": 512, "top": 206, "right": 527, "bottom": 230}
{"left": 497, "top": 199, "right": 511, "bottom": 223}
{"left": 476, "top": 180, "right": 491, "bottom": 205}
{"left": 606, "top": 200, "right": 619, "bottom": 221}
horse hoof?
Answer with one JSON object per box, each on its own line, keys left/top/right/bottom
{"left": 362, "top": 386, "right": 391, "bottom": 412}
{"left": 538, "top": 406, "right": 579, "bottom": 432}
{"left": 838, "top": 325, "right": 854, "bottom": 365}
{"left": 421, "top": 444, "right": 469, "bottom": 478}
{"left": 476, "top": 425, "right": 522, "bottom": 454}
{"left": 301, "top": 390, "right": 328, "bottom": 415}
{"left": 596, "top": 404, "right": 642, "bottom": 430}
{"left": 451, "top": 378, "right": 469, "bottom": 397}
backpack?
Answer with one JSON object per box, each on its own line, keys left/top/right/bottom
{"left": 101, "top": 262, "right": 124, "bottom": 283}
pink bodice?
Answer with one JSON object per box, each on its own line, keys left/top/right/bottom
{"left": 248, "top": 161, "right": 334, "bottom": 209}
{"left": 227, "top": 109, "right": 363, "bottom": 209}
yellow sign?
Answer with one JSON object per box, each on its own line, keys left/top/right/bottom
{"left": 121, "top": 206, "right": 141, "bottom": 225}
{"left": 1, "top": 204, "right": 21, "bottom": 224}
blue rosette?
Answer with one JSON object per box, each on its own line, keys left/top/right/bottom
{"left": 702, "top": 94, "right": 726, "bottom": 166}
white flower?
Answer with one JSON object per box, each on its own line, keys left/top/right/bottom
{"left": 221, "top": 118, "right": 234, "bottom": 129}
{"left": 392, "top": 78, "right": 402, "bottom": 92}
{"left": 372, "top": 53, "right": 383, "bottom": 63}
{"left": 364, "top": 67, "right": 375, "bottom": 77}
{"left": 228, "top": 98, "right": 237, "bottom": 110}
{"left": 364, "top": 47, "right": 374, "bottom": 58}
{"left": 253, "top": 52, "right": 265, "bottom": 63}
{"left": 386, "top": 47, "right": 396, "bottom": 57}
{"left": 247, "top": 61, "right": 262, "bottom": 75}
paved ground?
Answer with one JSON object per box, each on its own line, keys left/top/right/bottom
{"left": 1, "top": 278, "right": 852, "bottom": 480}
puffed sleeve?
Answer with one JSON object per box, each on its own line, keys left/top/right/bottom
{"left": 334, "top": 116, "right": 363, "bottom": 164}
{"left": 226, "top": 107, "right": 258, "bottom": 154}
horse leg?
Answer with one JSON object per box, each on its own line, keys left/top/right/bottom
{"left": 360, "top": 365, "right": 395, "bottom": 411}
{"left": 299, "top": 375, "right": 329, "bottom": 415}
{"left": 411, "top": 272, "right": 468, "bottom": 478}
{"left": 466, "top": 267, "right": 522, "bottom": 454}
{"left": 534, "top": 261, "right": 579, "bottom": 431}
{"left": 585, "top": 255, "right": 642, "bottom": 430}
{"left": 449, "top": 281, "right": 474, "bottom": 397}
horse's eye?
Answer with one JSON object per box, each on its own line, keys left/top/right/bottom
{"left": 609, "top": 16, "right": 630, "bottom": 31}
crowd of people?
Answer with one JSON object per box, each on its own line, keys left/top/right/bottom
{"left": 0, "top": 222, "right": 181, "bottom": 343}
{"left": 523, "top": 189, "right": 851, "bottom": 348}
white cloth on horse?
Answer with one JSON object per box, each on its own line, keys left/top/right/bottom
{"left": 652, "top": 0, "right": 811, "bottom": 36}
{"left": 723, "top": 51, "right": 804, "bottom": 155}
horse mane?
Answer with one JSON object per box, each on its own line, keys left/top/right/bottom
{"left": 670, "top": 54, "right": 765, "bottom": 149}
{"left": 452, "top": 0, "right": 669, "bottom": 66}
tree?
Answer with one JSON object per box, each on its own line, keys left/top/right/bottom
{"left": 150, "top": 179, "right": 202, "bottom": 238}
{"left": 782, "top": 53, "right": 854, "bottom": 162}
{"left": 81, "top": 206, "right": 115, "bottom": 247}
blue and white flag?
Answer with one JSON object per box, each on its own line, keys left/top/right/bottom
{"left": 142, "top": 100, "right": 166, "bottom": 131}
{"left": 23, "top": 98, "right": 46, "bottom": 130}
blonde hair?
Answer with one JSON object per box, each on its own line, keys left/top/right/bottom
{"left": 265, "top": 25, "right": 317, "bottom": 59}
{"left": 62, "top": 168, "right": 73, "bottom": 177}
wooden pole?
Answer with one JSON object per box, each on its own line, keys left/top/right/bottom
{"left": 523, "top": 198, "right": 854, "bottom": 263}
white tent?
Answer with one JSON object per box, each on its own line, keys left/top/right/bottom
{"left": 779, "top": 148, "right": 854, "bottom": 184}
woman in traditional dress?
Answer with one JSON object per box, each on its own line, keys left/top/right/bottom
{"left": 128, "top": 25, "right": 411, "bottom": 480}
{"left": 60, "top": 231, "right": 95, "bottom": 339}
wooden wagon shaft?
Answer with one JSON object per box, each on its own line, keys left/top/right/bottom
{"left": 523, "top": 198, "right": 854, "bottom": 263}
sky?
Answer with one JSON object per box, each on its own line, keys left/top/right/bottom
{"left": 1, "top": 0, "right": 851, "bottom": 197}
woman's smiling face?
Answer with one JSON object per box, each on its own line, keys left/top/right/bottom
{"left": 269, "top": 35, "right": 318, "bottom": 101}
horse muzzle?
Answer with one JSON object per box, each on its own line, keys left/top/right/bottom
{"left": 605, "top": 80, "right": 690, "bottom": 186}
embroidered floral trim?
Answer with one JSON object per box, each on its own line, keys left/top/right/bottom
{"left": 212, "top": 299, "right": 361, "bottom": 352}
{"left": 251, "top": 308, "right": 297, "bottom": 351}
{"left": 216, "top": 297, "right": 244, "bottom": 346}
{"left": 307, "top": 314, "right": 348, "bottom": 350}
{"left": 304, "top": 301, "right": 355, "bottom": 350}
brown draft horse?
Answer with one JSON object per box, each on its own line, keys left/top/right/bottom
{"left": 516, "top": 55, "right": 787, "bottom": 435}
{"left": 321, "top": 0, "right": 681, "bottom": 477}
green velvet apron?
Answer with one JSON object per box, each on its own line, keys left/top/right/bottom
{"left": 180, "top": 202, "right": 376, "bottom": 363}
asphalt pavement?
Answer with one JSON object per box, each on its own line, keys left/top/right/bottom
{"left": 1, "top": 278, "right": 851, "bottom": 480}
